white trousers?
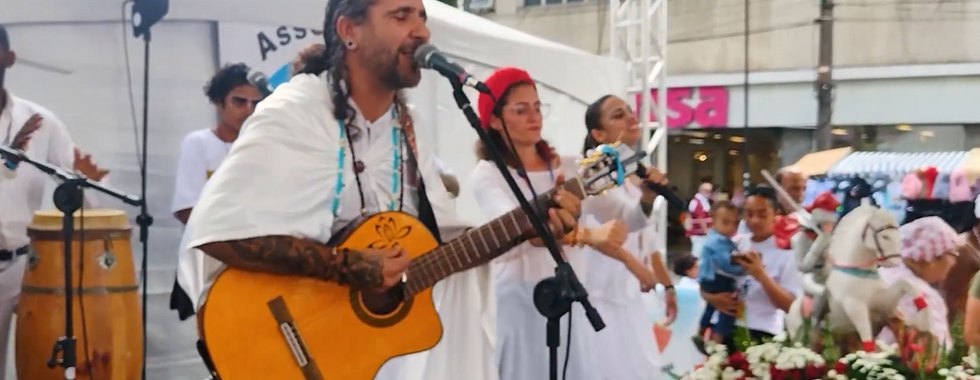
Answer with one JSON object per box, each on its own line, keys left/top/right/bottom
{"left": 689, "top": 235, "right": 707, "bottom": 260}
{"left": 0, "top": 256, "right": 27, "bottom": 380}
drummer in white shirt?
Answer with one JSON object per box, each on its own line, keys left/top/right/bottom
{"left": 0, "top": 24, "right": 109, "bottom": 376}
{"left": 703, "top": 186, "right": 802, "bottom": 348}
{"left": 170, "top": 63, "right": 261, "bottom": 225}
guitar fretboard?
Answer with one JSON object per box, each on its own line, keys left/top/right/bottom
{"left": 404, "top": 178, "right": 586, "bottom": 295}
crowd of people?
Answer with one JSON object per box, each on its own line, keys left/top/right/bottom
{"left": 679, "top": 164, "right": 980, "bottom": 359}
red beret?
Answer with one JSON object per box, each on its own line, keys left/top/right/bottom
{"left": 478, "top": 67, "right": 536, "bottom": 129}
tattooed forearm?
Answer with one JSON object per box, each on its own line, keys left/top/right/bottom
{"left": 196, "top": 236, "right": 385, "bottom": 288}
{"left": 344, "top": 251, "right": 384, "bottom": 289}
{"left": 197, "top": 236, "right": 341, "bottom": 280}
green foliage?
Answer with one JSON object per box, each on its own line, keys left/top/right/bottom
{"left": 733, "top": 324, "right": 751, "bottom": 353}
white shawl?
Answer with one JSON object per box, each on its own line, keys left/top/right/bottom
{"left": 177, "top": 73, "right": 492, "bottom": 380}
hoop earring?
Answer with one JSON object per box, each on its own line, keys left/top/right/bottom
{"left": 345, "top": 40, "right": 356, "bottom": 50}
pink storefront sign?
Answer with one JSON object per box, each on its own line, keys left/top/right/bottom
{"left": 632, "top": 86, "right": 730, "bottom": 129}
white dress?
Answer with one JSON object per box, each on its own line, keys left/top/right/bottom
{"left": 467, "top": 158, "right": 651, "bottom": 380}
{"left": 582, "top": 182, "right": 662, "bottom": 380}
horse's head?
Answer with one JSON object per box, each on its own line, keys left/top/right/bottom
{"left": 830, "top": 204, "right": 902, "bottom": 267}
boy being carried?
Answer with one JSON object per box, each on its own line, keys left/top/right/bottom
{"left": 693, "top": 201, "right": 744, "bottom": 348}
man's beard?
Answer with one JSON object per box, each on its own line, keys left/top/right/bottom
{"left": 367, "top": 43, "right": 422, "bottom": 90}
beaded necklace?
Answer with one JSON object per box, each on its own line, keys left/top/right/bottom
{"left": 330, "top": 107, "right": 405, "bottom": 217}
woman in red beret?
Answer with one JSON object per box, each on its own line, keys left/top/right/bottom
{"left": 465, "top": 68, "right": 667, "bottom": 380}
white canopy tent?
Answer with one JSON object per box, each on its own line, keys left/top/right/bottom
{"left": 3, "top": 1, "right": 626, "bottom": 379}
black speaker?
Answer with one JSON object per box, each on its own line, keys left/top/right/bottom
{"left": 132, "top": 0, "right": 170, "bottom": 38}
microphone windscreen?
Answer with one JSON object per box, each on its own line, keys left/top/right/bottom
{"left": 248, "top": 71, "right": 273, "bottom": 98}
{"left": 413, "top": 43, "right": 439, "bottom": 68}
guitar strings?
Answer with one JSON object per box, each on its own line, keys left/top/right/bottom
{"left": 405, "top": 220, "right": 513, "bottom": 294}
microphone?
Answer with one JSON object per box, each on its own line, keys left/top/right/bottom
{"left": 413, "top": 43, "right": 492, "bottom": 94}
{"left": 248, "top": 71, "right": 274, "bottom": 98}
{"left": 635, "top": 164, "right": 688, "bottom": 211}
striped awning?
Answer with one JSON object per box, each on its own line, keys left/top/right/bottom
{"left": 959, "top": 148, "right": 980, "bottom": 184}
{"left": 792, "top": 147, "right": 852, "bottom": 177}
{"left": 826, "top": 151, "right": 969, "bottom": 178}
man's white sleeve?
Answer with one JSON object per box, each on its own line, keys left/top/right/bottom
{"left": 171, "top": 135, "right": 208, "bottom": 214}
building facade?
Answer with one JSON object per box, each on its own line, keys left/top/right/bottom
{"left": 639, "top": 64, "right": 980, "bottom": 196}
{"left": 475, "top": 0, "right": 980, "bottom": 196}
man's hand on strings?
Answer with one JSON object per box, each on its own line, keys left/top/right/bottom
{"left": 530, "top": 174, "right": 581, "bottom": 247}
{"left": 9, "top": 113, "right": 42, "bottom": 153}
{"left": 343, "top": 247, "right": 410, "bottom": 292}
{"left": 73, "top": 148, "right": 110, "bottom": 182}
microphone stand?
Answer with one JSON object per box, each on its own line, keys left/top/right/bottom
{"left": 136, "top": 28, "right": 155, "bottom": 380}
{"left": 444, "top": 77, "right": 604, "bottom": 380}
{"left": 0, "top": 146, "right": 141, "bottom": 380}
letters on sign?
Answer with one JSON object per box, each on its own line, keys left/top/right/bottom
{"left": 632, "top": 86, "right": 730, "bottom": 129}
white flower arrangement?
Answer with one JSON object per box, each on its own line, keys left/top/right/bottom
{"left": 680, "top": 335, "right": 980, "bottom": 380}
{"left": 829, "top": 350, "right": 905, "bottom": 380}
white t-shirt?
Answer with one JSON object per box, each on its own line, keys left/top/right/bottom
{"left": 733, "top": 234, "right": 803, "bottom": 335}
{"left": 170, "top": 128, "right": 233, "bottom": 214}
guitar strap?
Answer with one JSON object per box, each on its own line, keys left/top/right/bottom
{"left": 400, "top": 112, "right": 444, "bottom": 244}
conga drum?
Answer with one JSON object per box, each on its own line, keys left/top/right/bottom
{"left": 16, "top": 209, "right": 143, "bottom": 380}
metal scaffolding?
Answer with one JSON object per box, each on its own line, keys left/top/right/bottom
{"left": 609, "top": 0, "right": 669, "bottom": 251}
{"left": 608, "top": 0, "right": 668, "bottom": 173}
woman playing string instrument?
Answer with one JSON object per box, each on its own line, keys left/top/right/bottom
{"left": 466, "top": 68, "right": 666, "bottom": 380}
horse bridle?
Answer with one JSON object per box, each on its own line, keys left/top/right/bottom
{"left": 862, "top": 222, "right": 900, "bottom": 262}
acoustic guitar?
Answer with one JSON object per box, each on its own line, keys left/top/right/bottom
{"left": 200, "top": 147, "right": 641, "bottom": 380}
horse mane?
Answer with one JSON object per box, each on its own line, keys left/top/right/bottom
{"left": 827, "top": 205, "right": 879, "bottom": 264}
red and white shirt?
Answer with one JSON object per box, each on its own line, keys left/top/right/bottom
{"left": 687, "top": 193, "right": 712, "bottom": 236}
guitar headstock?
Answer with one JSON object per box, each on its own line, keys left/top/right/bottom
{"left": 577, "top": 142, "right": 647, "bottom": 196}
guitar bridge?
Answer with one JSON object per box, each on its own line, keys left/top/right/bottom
{"left": 279, "top": 322, "right": 310, "bottom": 367}
{"left": 267, "top": 296, "right": 324, "bottom": 380}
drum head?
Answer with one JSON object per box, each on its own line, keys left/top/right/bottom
{"left": 29, "top": 209, "right": 130, "bottom": 231}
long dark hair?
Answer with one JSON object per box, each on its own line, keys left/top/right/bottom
{"left": 474, "top": 82, "right": 554, "bottom": 168}
{"left": 582, "top": 94, "right": 615, "bottom": 157}
{"left": 298, "top": 1, "right": 412, "bottom": 138}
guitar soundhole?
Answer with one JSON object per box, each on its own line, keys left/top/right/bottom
{"left": 360, "top": 283, "right": 406, "bottom": 316}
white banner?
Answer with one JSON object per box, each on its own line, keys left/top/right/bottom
{"left": 218, "top": 22, "right": 325, "bottom": 89}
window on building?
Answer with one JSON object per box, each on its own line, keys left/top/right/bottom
{"left": 524, "top": 0, "right": 590, "bottom": 6}
{"left": 856, "top": 125, "right": 967, "bottom": 152}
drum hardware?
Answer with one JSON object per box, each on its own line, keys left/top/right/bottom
{"left": 0, "top": 145, "right": 142, "bottom": 380}
{"left": 96, "top": 237, "right": 116, "bottom": 271}
{"left": 96, "top": 251, "right": 116, "bottom": 271}
{"left": 27, "top": 247, "right": 39, "bottom": 271}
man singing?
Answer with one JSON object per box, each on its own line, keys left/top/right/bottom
{"left": 170, "top": 63, "right": 261, "bottom": 225}
{"left": 0, "top": 24, "right": 108, "bottom": 375}
{"left": 174, "top": 2, "right": 579, "bottom": 380}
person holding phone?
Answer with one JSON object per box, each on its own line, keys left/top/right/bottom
{"left": 702, "top": 186, "right": 802, "bottom": 349}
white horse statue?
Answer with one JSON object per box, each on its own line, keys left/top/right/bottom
{"left": 785, "top": 203, "right": 931, "bottom": 352}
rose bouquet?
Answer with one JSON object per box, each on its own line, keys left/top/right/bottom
{"left": 680, "top": 334, "right": 980, "bottom": 380}
{"left": 685, "top": 334, "right": 828, "bottom": 380}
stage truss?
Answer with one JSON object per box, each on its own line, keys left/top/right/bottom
{"left": 609, "top": 0, "right": 668, "bottom": 169}
{"left": 609, "top": 0, "right": 669, "bottom": 249}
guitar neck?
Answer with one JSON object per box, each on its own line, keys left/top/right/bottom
{"left": 405, "top": 177, "right": 587, "bottom": 295}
